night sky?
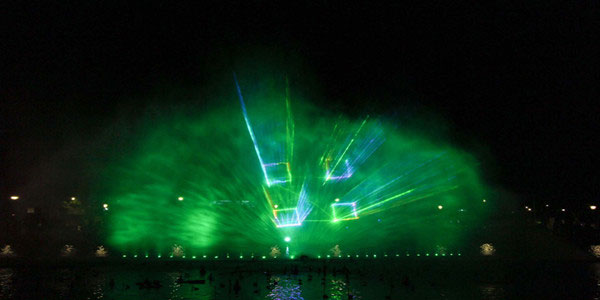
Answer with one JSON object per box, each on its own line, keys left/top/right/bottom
{"left": 3, "top": 2, "right": 599, "bottom": 209}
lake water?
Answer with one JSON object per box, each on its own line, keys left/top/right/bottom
{"left": 1, "top": 259, "right": 599, "bottom": 299}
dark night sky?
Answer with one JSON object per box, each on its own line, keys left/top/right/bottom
{"left": 2, "top": 2, "right": 599, "bottom": 208}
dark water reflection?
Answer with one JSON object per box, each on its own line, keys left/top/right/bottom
{"left": 0, "top": 261, "right": 599, "bottom": 299}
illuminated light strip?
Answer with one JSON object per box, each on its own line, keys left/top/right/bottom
{"left": 271, "top": 185, "right": 312, "bottom": 228}
{"left": 353, "top": 188, "right": 415, "bottom": 215}
{"left": 234, "top": 73, "right": 271, "bottom": 186}
{"left": 345, "top": 152, "right": 448, "bottom": 203}
{"left": 384, "top": 185, "right": 459, "bottom": 209}
{"left": 285, "top": 162, "right": 292, "bottom": 183}
{"left": 276, "top": 222, "right": 302, "bottom": 228}
{"left": 273, "top": 207, "right": 302, "bottom": 228}
{"left": 332, "top": 202, "right": 359, "bottom": 222}
{"left": 319, "top": 122, "right": 340, "bottom": 166}
{"left": 285, "top": 77, "right": 295, "bottom": 168}
{"left": 326, "top": 116, "right": 368, "bottom": 182}
{"left": 262, "top": 186, "right": 275, "bottom": 208}
{"left": 295, "top": 184, "right": 312, "bottom": 224}
{"left": 262, "top": 162, "right": 292, "bottom": 184}
{"left": 325, "top": 159, "right": 354, "bottom": 180}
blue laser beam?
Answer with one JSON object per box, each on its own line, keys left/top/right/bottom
{"left": 234, "top": 73, "right": 271, "bottom": 186}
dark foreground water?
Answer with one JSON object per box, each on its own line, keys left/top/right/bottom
{"left": 1, "top": 259, "right": 599, "bottom": 299}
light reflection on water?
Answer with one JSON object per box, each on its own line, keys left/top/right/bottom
{"left": 0, "top": 268, "right": 14, "bottom": 299}
{"left": 0, "top": 262, "right": 598, "bottom": 299}
{"left": 266, "top": 277, "right": 303, "bottom": 300}
{"left": 479, "top": 284, "right": 506, "bottom": 300}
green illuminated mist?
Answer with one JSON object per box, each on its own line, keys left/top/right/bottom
{"left": 97, "top": 76, "right": 489, "bottom": 257}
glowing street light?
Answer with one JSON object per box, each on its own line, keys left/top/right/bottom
{"left": 10, "top": 196, "right": 19, "bottom": 200}
{"left": 561, "top": 208, "right": 566, "bottom": 212}
{"left": 177, "top": 196, "right": 184, "bottom": 201}
{"left": 103, "top": 203, "right": 109, "bottom": 211}
{"left": 437, "top": 205, "right": 443, "bottom": 210}
{"left": 284, "top": 236, "right": 291, "bottom": 242}
{"left": 590, "top": 205, "right": 597, "bottom": 210}
{"left": 482, "top": 199, "right": 486, "bottom": 203}
{"left": 71, "top": 197, "right": 76, "bottom": 201}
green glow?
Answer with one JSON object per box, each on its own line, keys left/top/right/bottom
{"left": 326, "top": 117, "right": 368, "bottom": 181}
{"left": 95, "top": 73, "right": 489, "bottom": 256}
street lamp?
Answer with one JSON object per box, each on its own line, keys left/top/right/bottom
{"left": 10, "top": 196, "right": 19, "bottom": 200}
{"left": 590, "top": 205, "right": 597, "bottom": 210}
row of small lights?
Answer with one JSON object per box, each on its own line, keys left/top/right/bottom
{"left": 19, "top": 195, "right": 599, "bottom": 215}
{"left": 8, "top": 196, "right": 487, "bottom": 211}
{"left": 119, "top": 253, "right": 463, "bottom": 259}
{"left": 525, "top": 205, "right": 597, "bottom": 212}
{"left": 12, "top": 195, "right": 598, "bottom": 215}
{"left": 9, "top": 196, "right": 186, "bottom": 212}
{"left": 12, "top": 196, "right": 597, "bottom": 211}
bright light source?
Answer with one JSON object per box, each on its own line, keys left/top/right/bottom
{"left": 591, "top": 205, "right": 597, "bottom": 210}
{"left": 71, "top": 197, "right": 76, "bottom": 201}
{"left": 561, "top": 208, "right": 566, "bottom": 212}
{"left": 103, "top": 203, "right": 109, "bottom": 210}
{"left": 480, "top": 243, "right": 495, "bottom": 256}
{"left": 10, "top": 196, "right": 19, "bottom": 200}
{"left": 273, "top": 204, "right": 278, "bottom": 208}
{"left": 335, "top": 198, "right": 340, "bottom": 202}
{"left": 437, "top": 205, "right": 443, "bottom": 210}
{"left": 545, "top": 204, "right": 549, "bottom": 207}
{"left": 482, "top": 199, "right": 486, "bottom": 203}
{"left": 331, "top": 202, "right": 359, "bottom": 221}
{"left": 284, "top": 236, "right": 291, "bottom": 242}
{"left": 178, "top": 197, "right": 184, "bottom": 201}
{"left": 273, "top": 207, "right": 302, "bottom": 228}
